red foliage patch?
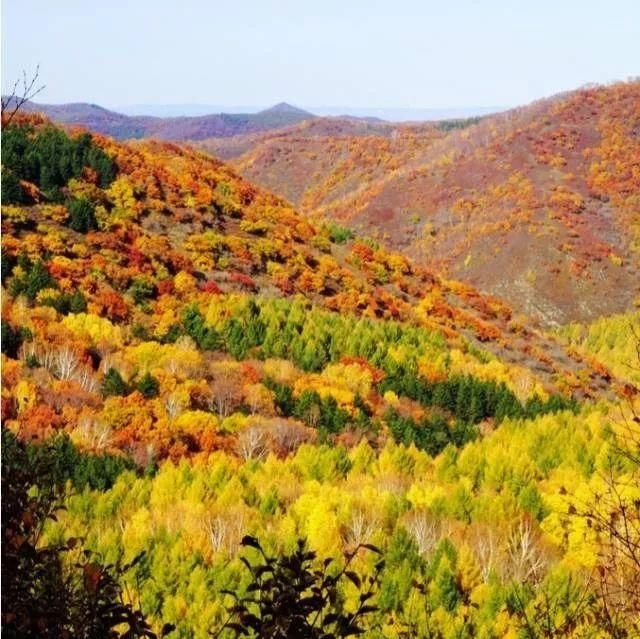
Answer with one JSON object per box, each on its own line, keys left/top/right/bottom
{"left": 201, "top": 280, "right": 222, "bottom": 295}
{"left": 96, "top": 290, "right": 129, "bottom": 322}
{"left": 157, "top": 279, "right": 175, "bottom": 296}
{"left": 230, "top": 271, "right": 258, "bottom": 292}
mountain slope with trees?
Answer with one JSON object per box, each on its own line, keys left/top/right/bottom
{"left": 200, "top": 82, "right": 640, "bottom": 325}
{"left": 2, "top": 111, "right": 638, "bottom": 638}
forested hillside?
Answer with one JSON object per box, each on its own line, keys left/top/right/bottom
{"left": 201, "top": 82, "right": 640, "bottom": 325}
{"left": 2, "top": 113, "right": 638, "bottom": 638}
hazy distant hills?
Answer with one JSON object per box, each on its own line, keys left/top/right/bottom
{"left": 116, "top": 103, "right": 506, "bottom": 121}
{"left": 11, "top": 99, "right": 315, "bottom": 140}
{"left": 10, "top": 97, "right": 506, "bottom": 140}
{"left": 309, "top": 105, "right": 505, "bottom": 121}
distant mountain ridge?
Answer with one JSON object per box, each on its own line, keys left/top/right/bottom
{"left": 10, "top": 97, "right": 507, "bottom": 136}
{"left": 115, "top": 103, "right": 506, "bottom": 121}
{"left": 7, "top": 98, "right": 314, "bottom": 140}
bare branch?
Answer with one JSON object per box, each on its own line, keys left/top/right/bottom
{"left": 1, "top": 65, "right": 45, "bottom": 127}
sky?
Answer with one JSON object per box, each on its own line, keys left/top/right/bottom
{"left": 2, "top": 0, "right": 639, "bottom": 111}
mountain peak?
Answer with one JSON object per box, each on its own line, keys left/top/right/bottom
{"left": 260, "top": 102, "right": 312, "bottom": 116}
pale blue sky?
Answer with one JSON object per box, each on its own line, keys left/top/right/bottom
{"left": 2, "top": 0, "right": 638, "bottom": 110}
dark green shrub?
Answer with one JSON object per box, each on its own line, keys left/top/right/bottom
{"left": 1, "top": 428, "right": 165, "bottom": 638}
{"left": 9, "top": 258, "right": 56, "bottom": 301}
{"left": 41, "top": 290, "right": 87, "bottom": 314}
{"left": 136, "top": 372, "right": 160, "bottom": 399}
{"left": 328, "top": 223, "right": 355, "bottom": 244}
{"left": 1, "top": 169, "right": 26, "bottom": 204}
{"left": 1, "top": 124, "right": 116, "bottom": 201}
{"left": 67, "top": 197, "right": 97, "bottom": 233}
{"left": 217, "top": 536, "right": 383, "bottom": 639}
{"left": 102, "top": 368, "right": 128, "bottom": 397}
{"left": 129, "top": 278, "right": 156, "bottom": 305}
{"left": 182, "top": 305, "right": 220, "bottom": 350}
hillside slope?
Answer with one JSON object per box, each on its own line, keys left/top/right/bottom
{"left": 3, "top": 114, "right": 638, "bottom": 639}
{"left": 202, "top": 82, "right": 640, "bottom": 325}
{"left": 1, "top": 114, "right": 617, "bottom": 463}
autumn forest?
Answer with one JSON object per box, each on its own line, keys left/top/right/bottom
{"left": 1, "top": 44, "right": 639, "bottom": 639}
